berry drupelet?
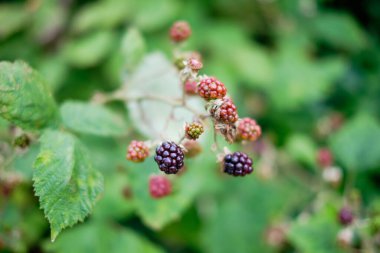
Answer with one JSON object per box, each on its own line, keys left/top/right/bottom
{"left": 169, "top": 21, "right": 191, "bottom": 42}
{"left": 149, "top": 175, "right": 172, "bottom": 199}
{"left": 126, "top": 140, "right": 149, "bottom": 162}
{"left": 236, "top": 118, "right": 262, "bottom": 141}
{"left": 223, "top": 152, "right": 253, "bottom": 176}
{"left": 197, "top": 77, "right": 227, "bottom": 100}
{"left": 154, "top": 141, "right": 185, "bottom": 174}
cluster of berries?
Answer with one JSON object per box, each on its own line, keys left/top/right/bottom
{"left": 125, "top": 21, "right": 262, "bottom": 199}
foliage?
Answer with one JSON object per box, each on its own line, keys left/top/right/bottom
{"left": 1, "top": 0, "right": 380, "bottom": 252}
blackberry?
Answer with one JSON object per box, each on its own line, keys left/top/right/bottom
{"left": 223, "top": 152, "right": 253, "bottom": 176}
{"left": 154, "top": 141, "right": 184, "bottom": 174}
{"left": 339, "top": 207, "right": 354, "bottom": 226}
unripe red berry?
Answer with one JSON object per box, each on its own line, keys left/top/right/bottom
{"left": 197, "top": 77, "right": 227, "bottom": 100}
{"left": 236, "top": 118, "right": 261, "bottom": 141}
{"left": 126, "top": 141, "right": 149, "bottom": 162}
{"left": 187, "top": 58, "right": 202, "bottom": 71}
{"left": 317, "top": 148, "right": 333, "bottom": 168}
{"left": 184, "top": 80, "right": 198, "bottom": 95}
{"left": 169, "top": 21, "right": 191, "bottom": 42}
{"left": 339, "top": 207, "right": 354, "bottom": 226}
{"left": 211, "top": 98, "right": 238, "bottom": 124}
{"left": 185, "top": 122, "right": 204, "bottom": 140}
{"left": 149, "top": 175, "right": 172, "bottom": 199}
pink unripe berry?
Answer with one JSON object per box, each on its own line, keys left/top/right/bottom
{"left": 188, "top": 58, "right": 203, "bottom": 71}
{"left": 236, "top": 118, "right": 262, "bottom": 141}
{"left": 149, "top": 175, "right": 172, "bottom": 199}
{"left": 126, "top": 140, "right": 149, "bottom": 162}
{"left": 317, "top": 148, "right": 333, "bottom": 168}
{"left": 197, "top": 77, "right": 227, "bottom": 100}
{"left": 169, "top": 21, "right": 191, "bottom": 42}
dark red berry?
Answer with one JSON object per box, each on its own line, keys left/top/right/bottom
{"left": 236, "top": 118, "right": 261, "bottom": 141}
{"left": 317, "top": 148, "right": 333, "bottom": 168}
{"left": 211, "top": 98, "right": 238, "bottom": 124}
{"left": 126, "top": 141, "right": 149, "bottom": 162}
{"left": 223, "top": 152, "right": 253, "bottom": 176}
{"left": 154, "top": 141, "right": 184, "bottom": 174}
{"left": 339, "top": 207, "right": 354, "bottom": 226}
{"left": 149, "top": 175, "right": 172, "bottom": 199}
{"left": 169, "top": 21, "right": 191, "bottom": 42}
{"left": 197, "top": 77, "right": 227, "bottom": 100}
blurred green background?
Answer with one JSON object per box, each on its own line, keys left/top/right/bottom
{"left": 1, "top": 0, "right": 380, "bottom": 252}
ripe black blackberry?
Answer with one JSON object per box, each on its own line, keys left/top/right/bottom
{"left": 223, "top": 152, "right": 253, "bottom": 176}
{"left": 154, "top": 141, "right": 185, "bottom": 174}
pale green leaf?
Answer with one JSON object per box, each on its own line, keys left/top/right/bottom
{"left": 33, "top": 130, "right": 104, "bottom": 241}
{"left": 43, "top": 221, "right": 165, "bottom": 253}
{"left": 60, "top": 101, "right": 127, "bottom": 137}
{"left": 125, "top": 53, "right": 203, "bottom": 139}
{"left": 0, "top": 61, "right": 58, "bottom": 129}
{"left": 330, "top": 114, "right": 380, "bottom": 171}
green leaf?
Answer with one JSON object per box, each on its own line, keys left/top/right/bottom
{"left": 202, "top": 177, "right": 306, "bottom": 253}
{"left": 309, "top": 12, "right": 367, "bottom": 52}
{"left": 60, "top": 101, "right": 127, "bottom": 137}
{"left": 330, "top": 114, "right": 380, "bottom": 171}
{"left": 0, "top": 4, "right": 29, "bottom": 39}
{"left": 71, "top": 0, "right": 132, "bottom": 34}
{"left": 121, "top": 27, "right": 146, "bottom": 71}
{"left": 63, "top": 30, "right": 116, "bottom": 68}
{"left": 285, "top": 134, "right": 317, "bottom": 168}
{"left": 33, "top": 130, "right": 104, "bottom": 241}
{"left": 288, "top": 204, "right": 344, "bottom": 253}
{"left": 0, "top": 61, "right": 58, "bottom": 129}
{"left": 43, "top": 221, "right": 165, "bottom": 253}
